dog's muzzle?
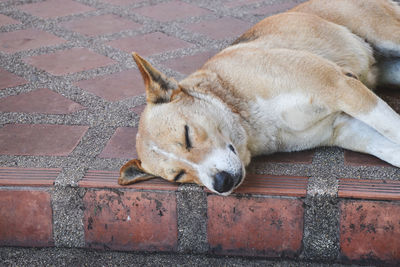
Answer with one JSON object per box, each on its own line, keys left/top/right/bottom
{"left": 213, "top": 169, "right": 243, "bottom": 193}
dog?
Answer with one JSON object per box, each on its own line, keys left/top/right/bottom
{"left": 118, "top": 0, "right": 400, "bottom": 195}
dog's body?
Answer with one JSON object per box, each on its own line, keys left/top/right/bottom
{"left": 119, "top": 0, "right": 400, "bottom": 195}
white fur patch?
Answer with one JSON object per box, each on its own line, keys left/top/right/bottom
{"left": 197, "top": 147, "right": 244, "bottom": 195}
{"left": 247, "top": 94, "right": 335, "bottom": 154}
{"left": 150, "top": 143, "right": 244, "bottom": 195}
{"left": 357, "top": 98, "right": 400, "bottom": 145}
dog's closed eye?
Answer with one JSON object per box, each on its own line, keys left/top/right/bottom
{"left": 184, "top": 125, "right": 192, "bottom": 151}
{"left": 174, "top": 170, "right": 185, "bottom": 182}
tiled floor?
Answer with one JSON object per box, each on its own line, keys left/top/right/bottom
{"left": 1, "top": 0, "right": 400, "bottom": 264}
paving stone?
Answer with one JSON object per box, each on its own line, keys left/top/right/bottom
{"left": 340, "top": 200, "right": 400, "bottom": 262}
{"left": 100, "top": 0, "right": 142, "bottom": 6}
{"left": 106, "top": 32, "right": 192, "bottom": 56}
{"left": 80, "top": 170, "right": 179, "bottom": 190}
{"left": 183, "top": 17, "right": 251, "bottom": 40}
{"left": 0, "top": 167, "right": 60, "bottom": 187}
{"left": 224, "top": 0, "right": 264, "bottom": 8}
{"left": 0, "top": 190, "right": 53, "bottom": 247}
{"left": 60, "top": 14, "right": 142, "bottom": 37}
{"left": 233, "top": 174, "right": 308, "bottom": 197}
{"left": 75, "top": 69, "right": 144, "bottom": 102}
{"left": 252, "top": 2, "right": 299, "bottom": 16}
{"left": 0, "top": 124, "right": 89, "bottom": 156}
{"left": 0, "top": 14, "right": 21, "bottom": 27}
{"left": 133, "top": 1, "right": 211, "bottom": 22}
{"left": 339, "top": 178, "right": 400, "bottom": 201}
{"left": 208, "top": 196, "right": 304, "bottom": 257}
{"left": 83, "top": 190, "right": 177, "bottom": 251}
{"left": 0, "top": 29, "right": 65, "bottom": 54}
{"left": 23, "top": 48, "right": 116, "bottom": 76}
{"left": 162, "top": 50, "right": 217, "bottom": 75}
{"left": 0, "top": 88, "right": 85, "bottom": 114}
{"left": 253, "top": 150, "right": 315, "bottom": 164}
{"left": 0, "top": 68, "right": 27, "bottom": 89}
{"left": 17, "top": 0, "right": 96, "bottom": 19}
{"left": 99, "top": 127, "right": 137, "bottom": 159}
{"left": 344, "top": 150, "right": 391, "bottom": 167}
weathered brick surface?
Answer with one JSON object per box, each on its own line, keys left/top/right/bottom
{"left": 106, "top": 32, "right": 192, "bottom": 56}
{"left": 184, "top": 17, "right": 252, "bottom": 40}
{"left": 0, "top": 190, "right": 53, "bottom": 247}
{"left": 207, "top": 195, "right": 304, "bottom": 257}
{"left": 18, "top": 0, "right": 95, "bottom": 19}
{"left": 0, "top": 124, "right": 88, "bottom": 156}
{"left": 99, "top": 127, "right": 138, "bottom": 159}
{"left": 83, "top": 190, "right": 177, "bottom": 251}
{"left": 60, "top": 14, "right": 142, "bottom": 37}
{"left": 23, "top": 48, "right": 116, "bottom": 76}
{"left": 75, "top": 70, "right": 144, "bottom": 102}
{"left": 0, "top": 88, "right": 85, "bottom": 114}
{"left": 0, "top": 14, "right": 20, "bottom": 27}
{"left": 0, "top": 29, "right": 65, "bottom": 54}
{"left": 344, "top": 150, "right": 391, "bottom": 167}
{"left": 0, "top": 68, "right": 27, "bottom": 89}
{"left": 340, "top": 200, "right": 400, "bottom": 262}
{"left": 134, "top": 1, "right": 211, "bottom": 22}
{"left": 162, "top": 50, "right": 217, "bottom": 75}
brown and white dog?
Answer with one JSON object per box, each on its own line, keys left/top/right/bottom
{"left": 119, "top": 0, "right": 400, "bottom": 195}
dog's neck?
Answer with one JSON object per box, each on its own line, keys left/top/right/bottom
{"left": 179, "top": 70, "right": 252, "bottom": 165}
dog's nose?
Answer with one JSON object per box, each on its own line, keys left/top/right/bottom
{"left": 213, "top": 171, "right": 234, "bottom": 193}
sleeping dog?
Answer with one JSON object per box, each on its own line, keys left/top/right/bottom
{"left": 119, "top": 0, "right": 400, "bottom": 195}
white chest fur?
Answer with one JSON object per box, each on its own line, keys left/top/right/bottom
{"left": 246, "top": 93, "right": 339, "bottom": 156}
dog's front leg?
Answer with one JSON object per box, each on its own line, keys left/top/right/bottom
{"left": 335, "top": 78, "right": 400, "bottom": 146}
{"left": 331, "top": 113, "right": 400, "bottom": 168}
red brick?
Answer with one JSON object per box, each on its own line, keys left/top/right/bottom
{"left": 224, "top": 0, "right": 263, "bottom": 8}
{"left": 75, "top": 69, "right": 144, "bottom": 102}
{"left": 60, "top": 14, "right": 142, "bottom": 37}
{"left": 344, "top": 150, "right": 391, "bottom": 167}
{"left": 162, "top": 50, "right": 217, "bottom": 75}
{"left": 0, "top": 124, "right": 89, "bottom": 156}
{"left": 79, "top": 170, "right": 178, "bottom": 191}
{"left": 23, "top": 48, "right": 116, "bottom": 76}
{"left": 0, "top": 14, "right": 21, "bottom": 27}
{"left": 233, "top": 174, "right": 308, "bottom": 197}
{"left": 253, "top": 150, "right": 314, "bottom": 164}
{"left": 184, "top": 17, "right": 251, "bottom": 40}
{"left": 339, "top": 178, "right": 400, "bottom": 201}
{"left": 252, "top": 2, "right": 299, "bottom": 16}
{"left": 99, "top": 127, "right": 137, "bottom": 159}
{"left": 0, "top": 88, "right": 85, "bottom": 114}
{"left": 0, "top": 29, "right": 65, "bottom": 54}
{"left": 84, "top": 190, "right": 177, "bottom": 251}
{"left": 340, "top": 200, "right": 400, "bottom": 262}
{"left": 131, "top": 104, "right": 145, "bottom": 116}
{"left": 134, "top": 1, "right": 211, "bottom": 22}
{"left": 18, "top": 0, "right": 95, "bottom": 19}
{"left": 100, "top": 0, "right": 142, "bottom": 5}
{"left": 107, "top": 32, "right": 192, "bottom": 56}
{"left": 0, "top": 190, "right": 53, "bottom": 247}
{"left": 0, "top": 167, "right": 60, "bottom": 187}
{"left": 208, "top": 196, "right": 304, "bottom": 257}
{"left": 0, "top": 68, "right": 27, "bottom": 90}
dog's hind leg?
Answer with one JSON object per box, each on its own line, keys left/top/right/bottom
{"left": 331, "top": 113, "right": 400, "bottom": 167}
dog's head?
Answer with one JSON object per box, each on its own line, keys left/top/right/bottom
{"left": 118, "top": 53, "right": 246, "bottom": 195}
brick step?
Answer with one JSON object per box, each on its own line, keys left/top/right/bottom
{"left": 1, "top": 167, "right": 400, "bottom": 265}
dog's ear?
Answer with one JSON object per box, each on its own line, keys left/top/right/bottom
{"left": 118, "top": 159, "right": 156, "bottom": 185}
{"left": 132, "top": 52, "right": 180, "bottom": 104}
